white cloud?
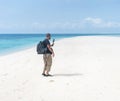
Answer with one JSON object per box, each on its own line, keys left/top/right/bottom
{"left": 0, "top": 23, "right": 18, "bottom": 29}
{"left": 31, "top": 21, "right": 84, "bottom": 30}
{"left": 1, "top": 17, "right": 120, "bottom": 32}
{"left": 31, "top": 17, "right": 120, "bottom": 31}
{"left": 84, "top": 17, "right": 120, "bottom": 28}
{"left": 84, "top": 17, "right": 103, "bottom": 24}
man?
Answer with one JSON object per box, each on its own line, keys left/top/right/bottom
{"left": 42, "top": 33, "right": 55, "bottom": 76}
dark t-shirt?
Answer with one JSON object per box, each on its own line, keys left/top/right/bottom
{"left": 43, "top": 39, "right": 52, "bottom": 54}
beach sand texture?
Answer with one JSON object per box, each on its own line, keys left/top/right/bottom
{"left": 0, "top": 36, "right": 120, "bottom": 101}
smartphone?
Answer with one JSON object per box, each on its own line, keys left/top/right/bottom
{"left": 53, "top": 39, "right": 55, "bottom": 43}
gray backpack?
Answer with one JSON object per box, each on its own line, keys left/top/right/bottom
{"left": 37, "top": 41, "right": 47, "bottom": 54}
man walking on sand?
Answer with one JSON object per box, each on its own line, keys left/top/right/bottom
{"left": 42, "top": 33, "right": 55, "bottom": 76}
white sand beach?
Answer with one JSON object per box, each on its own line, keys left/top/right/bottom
{"left": 0, "top": 36, "right": 120, "bottom": 101}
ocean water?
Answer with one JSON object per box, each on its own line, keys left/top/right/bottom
{"left": 0, "top": 34, "right": 81, "bottom": 55}
{"left": 0, "top": 33, "right": 120, "bottom": 55}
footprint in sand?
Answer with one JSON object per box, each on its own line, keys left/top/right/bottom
{"left": 66, "top": 83, "right": 70, "bottom": 85}
{"left": 49, "top": 80, "right": 54, "bottom": 82}
{"left": 22, "top": 80, "right": 29, "bottom": 85}
{"left": 2, "top": 73, "right": 9, "bottom": 77}
{"left": 18, "top": 96, "right": 22, "bottom": 100}
{"left": 0, "top": 73, "right": 9, "bottom": 82}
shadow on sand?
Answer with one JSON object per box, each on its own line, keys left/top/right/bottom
{"left": 53, "top": 73, "right": 83, "bottom": 77}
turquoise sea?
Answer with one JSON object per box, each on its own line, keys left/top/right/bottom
{"left": 0, "top": 33, "right": 120, "bottom": 55}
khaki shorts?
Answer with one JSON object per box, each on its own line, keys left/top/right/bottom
{"left": 43, "top": 54, "right": 52, "bottom": 72}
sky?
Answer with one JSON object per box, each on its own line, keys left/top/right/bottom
{"left": 0, "top": 0, "right": 120, "bottom": 33}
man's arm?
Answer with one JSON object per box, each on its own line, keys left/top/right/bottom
{"left": 51, "top": 39, "right": 55, "bottom": 47}
{"left": 47, "top": 44, "right": 55, "bottom": 57}
{"left": 51, "top": 43, "right": 54, "bottom": 47}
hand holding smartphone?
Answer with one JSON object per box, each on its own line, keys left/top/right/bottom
{"left": 51, "top": 39, "right": 55, "bottom": 46}
{"left": 53, "top": 39, "right": 55, "bottom": 43}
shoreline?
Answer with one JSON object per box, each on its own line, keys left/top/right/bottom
{"left": 0, "top": 36, "right": 77, "bottom": 57}
{"left": 1, "top": 34, "right": 120, "bottom": 57}
{"left": 0, "top": 45, "right": 35, "bottom": 57}
{"left": 0, "top": 35, "right": 119, "bottom": 57}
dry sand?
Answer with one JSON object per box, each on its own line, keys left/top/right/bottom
{"left": 0, "top": 36, "right": 120, "bottom": 101}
